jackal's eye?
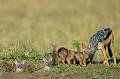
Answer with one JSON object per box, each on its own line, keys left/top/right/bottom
{"left": 18, "top": 64, "right": 24, "bottom": 69}
{"left": 49, "top": 53, "right": 52, "bottom": 55}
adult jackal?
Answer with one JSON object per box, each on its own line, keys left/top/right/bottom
{"left": 85, "top": 28, "right": 116, "bottom": 65}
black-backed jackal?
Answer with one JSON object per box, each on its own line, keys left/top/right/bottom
{"left": 79, "top": 42, "right": 94, "bottom": 66}
{"left": 14, "top": 60, "right": 25, "bottom": 73}
{"left": 73, "top": 42, "right": 94, "bottom": 66}
{"left": 58, "top": 47, "right": 74, "bottom": 64}
{"left": 43, "top": 56, "right": 52, "bottom": 71}
{"left": 2, "top": 60, "right": 25, "bottom": 73}
{"left": 42, "top": 44, "right": 59, "bottom": 70}
{"left": 74, "top": 51, "right": 86, "bottom": 66}
{"left": 84, "top": 28, "right": 116, "bottom": 65}
{"left": 50, "top": 44, "right": 59, "bottom": 64}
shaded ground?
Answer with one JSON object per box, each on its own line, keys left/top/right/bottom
{"left": 0, "top": 61, "right": 120, "bottom": 79}
{"left": 0, "top": 50, "right": 120, "bottom": 79}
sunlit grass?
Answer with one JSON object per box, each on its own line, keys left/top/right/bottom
{"left": 0, "top": 0, "right": 120, "bottom": 50}
{"left": 0, "top": 0, "right": 120, "bottom": 78}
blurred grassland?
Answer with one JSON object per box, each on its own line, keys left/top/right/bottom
{"left": 0, "top": 0, "right": 120, "bottom": 52}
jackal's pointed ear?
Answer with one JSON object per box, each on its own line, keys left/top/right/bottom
{"left": 50, "top": 44, "right": 59, "bottom": 51}
{"left": 22, "top": 60, "right": 25, "bottom": 64}
{"left": 81, "top": 42, "right": 86, "bottom": 49}
{"left": 47, "top": 43, "right": 54, "bottom": 51}
{"left": 88, "top": 43, "right": 92, "bottom": 48}
{"left": 51, "top": 44, "right": 59, "bottom": 48}
{"left": 43, "top": 58, "right": 46, "bottom": 62}
{"left": 14, "top": 60, "right": 18, "bottom": 65}
{"left": 49, "top": 57, "right": 53, "bottom": 61}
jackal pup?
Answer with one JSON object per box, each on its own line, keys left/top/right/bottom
{"left": 43, "top": 56, "right": 52, "bottom": 71}
{"left": 58, "top": 47, "right": 75, "bottom": 64}
{"left": 14, "top": 60, "right": 25, "bottom": 73}
{"left": 50, "top": 44, "right": 59, "bottom": 64}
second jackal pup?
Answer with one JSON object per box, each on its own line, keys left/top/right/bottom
{"left": 43, "top": 56, "right": 52, "bottom": 71}
{"left": 14, "top": 60, "right": 25, "bottom": 73}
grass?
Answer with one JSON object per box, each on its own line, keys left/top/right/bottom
{"left": 0, "top": 34, "right": 120, "bottom": 79}
{"left": 0, "top": 0, "right": 120, "bottom": 50}
{"left": 72, "top": 40, "right": 81, "bottom": 51}
{"left": 43, "top": 64, "right": 120, "bottom": 79}
{"left": 0, "top": 0, "right": 120, "bottom": 79}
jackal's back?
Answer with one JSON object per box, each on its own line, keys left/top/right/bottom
{"left": 58, "top": 47, "right": 68, "bottom": 57}
{"left": 89, "top": 28, "right": 112, "bottom": 51}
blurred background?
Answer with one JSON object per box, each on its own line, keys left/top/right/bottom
{"left": 0, "top": 0, "right": 120, "bottom": 52}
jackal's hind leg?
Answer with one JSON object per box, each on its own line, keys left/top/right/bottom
{"left": 88, "top": 55, "right": 93, "bottom": 65}
{"left": 73, "top": 58, "right": 76, "bottom": 64}
{"left": 79, "top": 60, "right": 83, "bottom": 66}
{"left": 110, "top": 35, "right": 116, "bottom": 65}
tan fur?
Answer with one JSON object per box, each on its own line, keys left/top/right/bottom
{"left": 43, "top": 56, "right": 52, "bottom": 71}
{"left": 97, "top": 33, "right": 116, "bottom": 65}
{"left": 51, "top": 44, "right": 59, "bottom": 63}
{"left": 58, "top": 48, "right": 75, "bottom": 64}
{"left": 83, "top": 33, "right": 116, "bottom": 66}
{"left": 58, "top": 47, "right": 87, "bottom": 66}
{"left": 66, "top": 50, "right": 75, "bottom": 64}
{"left": 74, "top": 42, "right": 94, "bottom": 66}
{"left": 14, "top": 60, "right": 25, "bottom": 73}
{"left": 74, "top": 51, "right": 86, "bottom": 66}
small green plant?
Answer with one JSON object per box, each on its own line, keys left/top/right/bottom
{"left": 7, "top": 53, "right": 17, "bottom": 60}
{"left": 19, "top": 54, "right": 29, "bottom": 60}
{"left": 72, "top": 40, "right": 80, "bottom": 52}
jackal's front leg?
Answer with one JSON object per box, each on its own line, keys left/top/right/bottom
{"left": 66, "top": 57, "right": 71, "bottom": 64}
{"left": 83, "top": 58, "right": 86, "bottom": 66}
{"left": 102, "top": 48, "right": 109, "bottom": 66}
{"left": 61, "top": 58, "right": 66, "bottom": 64}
